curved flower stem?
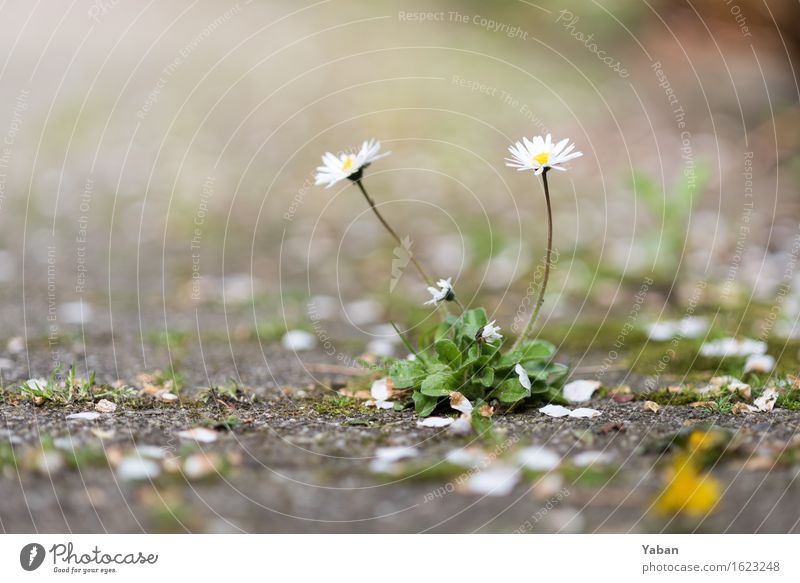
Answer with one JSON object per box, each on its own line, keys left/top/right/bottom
{"left": 511, "top": 169, "right": 552, "bottom": 352}
{"left": 354, "top": 179, "right": 453, "bottom": 316}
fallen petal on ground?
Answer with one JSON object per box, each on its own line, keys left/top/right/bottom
{"left": 465, "top": 465, "right": 519, "bottom": 496}
{"left": 539, "top": 405, "right": 572, "bottom": 418}
{"left": 563, "top": 380, "right": 601, "bottom": 403}
{"left": 517, "top": 446, "right": 561, "bottom": 471}
{"left": 177, "top": 427, "right": 219, "bottom": 443}
{"left": 417, "top": 417, "right": 454, "bottom": 428}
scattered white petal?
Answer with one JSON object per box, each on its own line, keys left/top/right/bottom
{"left": 517, "top": 446, "right": 561, "bottom": 471}
{"left": 371, "top": 377, "right": 391, "bottom": 401}
{"left": 53, "top": 436, "right": 79, "bottom": 450}
{"left": 449, "top": 391, "right": 473, "bottom": 414}
{"left": 539, "top": 404, "right": 572, "bottom": 418}
{"left": 417, "top": 416, "right": 454, "bottom": 428}
{"left": 750, "top": 388, "right": 779, "bottom": 412}
{"left": 532, "top": 473, "right": 565, "bottom": 499}
{"left": 90, "top": 429, "right": 116, "bottom": 439}
{"left": 94, "top": 399, "right": 117, "bottom": 413}
{"left": 183, "top": 453, "right": 218, "bottom": 480}
{"left": 466, "top": 465, "right": 519, "bottom": 496}
{"left": 280, "top": 330, "right": 317, "bottom": 351}
{"left": 36, "top": 450, "right": 64, "bottom": 475}
{"left": 157, "top": 391, "right": 178, "bottom": 403}
{"left": 6, "top": 336, "right": 25, "bottom": 353}
{"left": 116, "top": 457, "right": 161, "bottom": 481}
{"left": 369, "top": 445, "right": 418, "bottom": 473}
{"left": 700, "top": 337, "right": 767, "bottom": 358}
{"left": 367, "top": 377, "right": 394, "bottom": 409}
{"left": 345, "top": 299, "right": 383, "bottom": 326}
{"left": 572, "top": 450, "right": 615, "bottom": 467}
{"left": 445, "top": 447, "right": 490, "bottom": 468}
{"left": 643, "top": 400, "right": 660, "bottom": 413}
{"left": 177, "top": 427, "right": 218, "bottom": 443}
{"left": 365, "top": 339, "right": 395, "bottom": 357}
{"left": 648, "top": 317, "right": 708, "bottom": 341}
{"left": 308, "top": 295, "right": 338, "bottom": 319}
{"left": 743, "top": 354, "right": 775, "bottom": 374}
{"left": 544, "top": 507, "right": 585, "bottom": 533}
{"left": 448, "top": 414, "right": 473, "bottom": 435}
{"left": 515, "top": 364, "right": 531, "bottom": 390}
{"left": 135, "top": 445, "right": 167, "bottom": 459}
{"left": 569, "top": 408, "right": 602, "bottom": 419}
{"left": 563, "top": 379, "right": 601, "bottom": 403}
{"left": 59, "top": 301, "right": 93, "bottom": 324}
{"left": 66, "top": 411, "right": 101, "bottom": 421}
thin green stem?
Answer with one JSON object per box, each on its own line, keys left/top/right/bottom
{"left": 354, "top": 178, "right": 453, "bottom": 316}
{"left": 511, "top": 169, "right": 553, "bottom": 352}
{"left": 355, "top": 179, "right": 433, "bottom": 287}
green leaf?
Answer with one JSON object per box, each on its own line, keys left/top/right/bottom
{"left": 470, "top": 407, "right": 493, "bottom": 437}
{"left": 479, "top": 367, "right": 494, "bottom": 387}
{"left": 435, "top": 339, "right": 461, "bottom": 368}
{"left": 388, "top": 359, "right": 426, "bottom": 389}
{"left": 495, "top": 379, "right": 530, "bottom": 403}
{"left": 420, "top": 366, "right": 459, "bottom": 397}
{"left": 518, "top": 340, "right": 555, "bottom": 360}
{"left": 630, "top": 170, "right": 663, "bottom": 216}
{"left": 462, "top": 307, "right": 488, "bottom": 328}
{"left": 460, "top": 308, "right": 489, "bottom": 339}
{"left": 498, "top": 340, "right": 555, "bottom": 368}
{"left": 412, "top": 391, "right": 438, "bottom": 416}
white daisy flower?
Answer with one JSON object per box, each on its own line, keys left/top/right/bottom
{"left": 514, "top": 364, "right": 531, "bottom": 390}
{"left": 478, "top": 320, "right": 503, "bottom": 343}
{"left": 424, "top": 277, "right": 455, "bottom": 305}
{"left": 506, "top": 133, "right": 582, "bottom": 175}
{"left": 314, "top": 139, "right": 390, "bottom": 188}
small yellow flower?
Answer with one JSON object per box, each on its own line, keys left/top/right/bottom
{"left": 655, "top": 454, "right": 721, "bottom": 517}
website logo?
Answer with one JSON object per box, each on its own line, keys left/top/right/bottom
{"left": 20, "top": 543, "right": 46, "bottom": 571}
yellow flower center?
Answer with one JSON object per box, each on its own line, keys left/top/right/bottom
{"left": 533, "top": 152, "right": 549, "bottom": 167}
{"left": 342, "top": 157, "right": 353, "bottom": 172}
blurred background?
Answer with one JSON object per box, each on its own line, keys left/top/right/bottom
{"left": 0, "top": 0, "right": 798, "bottom": 367}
